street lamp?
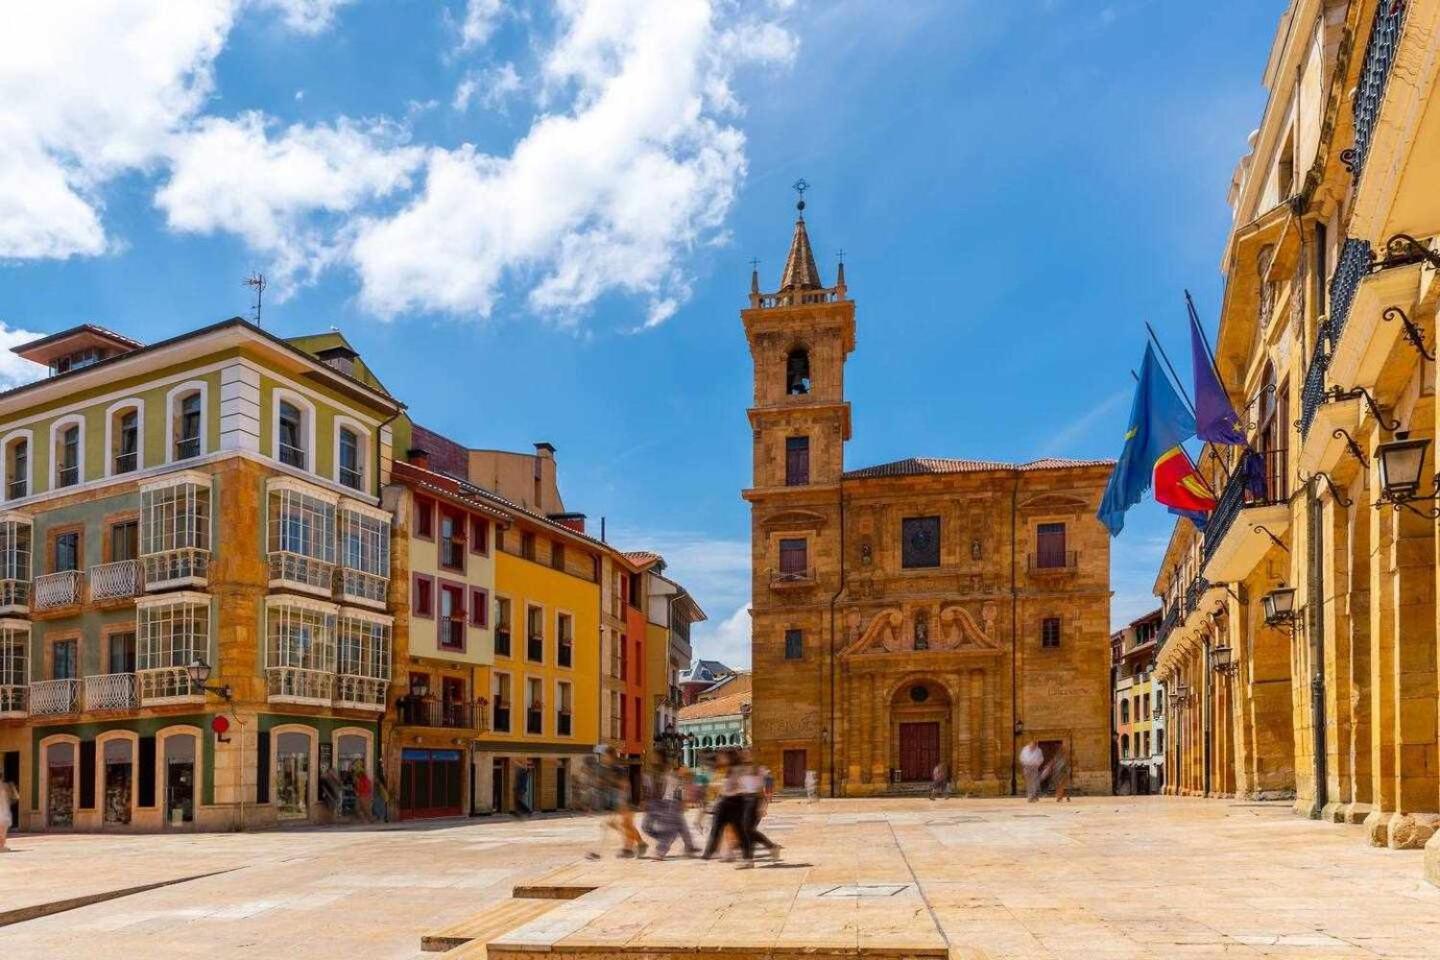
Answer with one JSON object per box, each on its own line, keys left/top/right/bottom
{"left": 1261, "top": 586, "right": 1299, "bottom": 628}
{"left": 1375, "top": 433, "right": 1440, "bottom": 517}
{"left": 186, "top": 657, "right": 233, "bottom": 701}
{"left": 1211, "top": 644, "right": 1236, "bottom": 677}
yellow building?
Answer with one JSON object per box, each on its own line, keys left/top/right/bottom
{"left": 1149, "top": 0, "right": 1440, "bottom": 886}
{"left": 0, "top": 321, "right": 400, "bottom": 832}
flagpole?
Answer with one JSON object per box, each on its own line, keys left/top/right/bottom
{"left": 1185, "top": 290, "right": 1226, "bottom": 387}
{"left": 1143, "top": 321, "right": 1198, "bottom": 419}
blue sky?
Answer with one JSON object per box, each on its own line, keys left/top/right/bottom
{"left": 1, "top": 0, "right": 1284, "bottom": 667}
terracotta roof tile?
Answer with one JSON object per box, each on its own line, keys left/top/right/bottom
{"left": 842, "top": 456, "right": 1113, "bottom": 480}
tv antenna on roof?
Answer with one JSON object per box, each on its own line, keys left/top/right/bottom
{"left": 243, "top": 273, "right": 267, "bottom": 325}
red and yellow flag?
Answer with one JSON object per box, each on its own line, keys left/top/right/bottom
{"left": 1152, "top": 446, "right": 1217, "bottom": 513}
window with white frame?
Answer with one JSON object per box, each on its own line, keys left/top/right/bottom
{"left": 337, "top": 502, "right": 390, "bottom": 605}
{"left": 4, "top": 434, "right": 29, "bottom": 501}
{"left": 266, "top": 598, "right": 338, "bottom": 702}
{"left": 108, "top": 402, "right": 142, "bottom": 476}
{"left": 267, "top": 480, "right": 336, "bottom": 592}
{"left": 338, "top": 611, "right": 391, "bottom": 680}
{"left": 136, "top": 594, "right": 210, "bottom": 701}
{"left": 170, "top": 385, "right": 205, "bottom": 462}
{"left": 0, "top": 519, "right": 31, "bottom": 609}
{"left": 52, "top": 419, "right": 82, "bottom": 488}
{"left": 0, "top": 622, "right": 28, "bottom": 708}
{"left": 140, "top": 476, "right": 211, "bottom": 587}
{"left": 336, "top": 424, "right": 365, "bottom": 491}
{"left": 278, "top": 400, "right": 306, "bottom": 469}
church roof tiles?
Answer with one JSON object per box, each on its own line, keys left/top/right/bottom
{"left": 842, "top": 456, "right": 1113, "bottom": 480}
{"left": 778, "top": 215, "right": 823, "bottom": 291}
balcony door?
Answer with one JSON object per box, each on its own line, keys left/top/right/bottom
{"left": 110, "top": 521, "right": 138, "bottom": 562}
{"left": 108, "top": 632, "right": 137, "bottom": 674}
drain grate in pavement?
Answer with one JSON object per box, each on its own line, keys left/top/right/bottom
{"left": 820, "top": 884, "right": 909, "bottom": 898}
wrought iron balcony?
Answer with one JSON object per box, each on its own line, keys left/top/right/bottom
{"left": 84, "top": 672, "right": 138, "bottom": 710}
{"left": 527, "top": 707, "right": 543, "bottom": 734}
{"left": 1203, "top": 449, "right": 1288, "bottom": 566}
{"left": 30, "top": 678, "right": 82, "bottom": 715}
{"left": 557, "top": 710, "right": 573, "bottom": 737}
{"left": 1300, "top": 239, "right": 1374, "bottom": 437}
{"left": 527, "top": 633, "right": 544, "bottom": 662}
{"left": 770, "top": 566, "right": 817, "bottom": 588}
{"left": 494, "top": 628, "right": 511, "bottom": 658}
{"left": 1347, "top": 0, "right": 1409, "bottom": 179}
{"left": 6, "top": 479, "right": 25, "bottom": 501}
{"left": 1183, "top": 576, "right": 1210, "bottom": 616}
{"left": 267, "top": 667, "right": 336, "bottom": 705}
{"left": 33, "top": 570, "right": 83, "bottom": 610}
{"left": 1028, "top": 550, "right": 1078, "bottom": 574}
{"left": 558, "top": 641, "right": 573, "bottom": 668}
{"left": 89, "top": 560, "right": 142, "bottom": 601}
{"left": 398, "top": 696, "right": 485, "bottom": 730}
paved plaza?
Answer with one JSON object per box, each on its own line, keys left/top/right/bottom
{"left": 1, "top": 797, "right": 1438, "bottom": 959}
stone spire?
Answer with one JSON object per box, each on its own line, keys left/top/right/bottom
{"left": 778, "top": 203, "right": 823, "bottom": 292}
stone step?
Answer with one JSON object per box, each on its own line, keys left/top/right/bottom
{"left": 422, "top": 897, "right": 563, "bottom": 953}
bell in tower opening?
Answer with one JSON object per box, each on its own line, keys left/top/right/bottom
{"left": 786, "top": 348, "right": 811, "bottom": 395}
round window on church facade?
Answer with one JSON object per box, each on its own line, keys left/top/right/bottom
{"left": 909, "top": 685, "right": 929, "bottom": 704}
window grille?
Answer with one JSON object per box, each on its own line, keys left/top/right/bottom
{"left": 0, "top": 621, "right": 28, "bottom": 714}
{"left": 140, "top": 478, "right": 211, "bottom": 587}
{"left": 267, "top": 483, "right": 336, "bottom": 591}
{"left": 265, "top": 599, "right": 338, "bottom": 703}
{"left": 338, "top": 612, "right": 392, "bottom": 679}
{"left": 337, "top": 504, "right": 390, "bottom": 604}
{"left": 0, "top": 519, "right": 31, "bottom": 609}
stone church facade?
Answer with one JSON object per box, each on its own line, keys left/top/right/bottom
{"left": 743, "top": 203, "right": 1115, "bottom": 797}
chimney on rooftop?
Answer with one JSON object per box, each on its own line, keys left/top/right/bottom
{"left": 407, "top": 448, "right": 430, "bottom": 470}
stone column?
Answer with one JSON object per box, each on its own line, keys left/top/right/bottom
{"left": 860, "top": 672, "right": 873, "bottom": 784}
{"left": 1387, "top": 482, "right": 1438, "bottom": 849}
{"left": 954, "top": 667, "right": 970, "bottom": 784}
{"left": 981, "top": 669, "right": 996, "bottom": 783}
{"left": 1345, "top": 467, "right": 1373, "bottom": 824}
{"left": 969, "top": 669, "right": 984, "bottom": 783}
{"left": 1366, "top": 452, "right": 1398, "bottom": 847}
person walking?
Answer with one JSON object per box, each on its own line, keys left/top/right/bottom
{"left": 702, "top": 751, "right": 751, "bottom": 865}
{"left": 742, "top": 754, "right": 780, "bottom": 862}
{"left": 0, "top": 777, "right": 16, "bottom": 851}
{"left": 644, "top": 765, "right": 697, "bottom": 859}
{"left": 1020, "top": 741, "right": 1045, "bottom": 802}
{"left": 353, "top": 765, "right": 374, "bottom": 823}
{"left": 928, "top": 761, "right": 949, "bottom": 801}
{"left": 1047, "top": 745, "right": 1072, "bottom": 802}
{"left": 517, "top": 761, "right": 533, "bottom": 817}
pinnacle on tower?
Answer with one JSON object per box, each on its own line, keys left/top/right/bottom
{"left": 778, "top": 207, "right": 823, "bottom": 291}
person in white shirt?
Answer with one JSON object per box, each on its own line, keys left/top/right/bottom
{"left": 1020, "top": 742, "right": 1045, "bottom": 801}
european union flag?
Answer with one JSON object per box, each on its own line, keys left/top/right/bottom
{"left": 1189, "top": 300, "right": 1246, "bottom": 445}
{"left": 1097, "top": 343, "right": 1197, "bottom": 536}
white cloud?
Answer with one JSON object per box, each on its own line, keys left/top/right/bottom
{"left": 352, "top": 0, "right": 796, "bottom": 326}
{"left": 454, "top": 62, "right": 524, "bottom": 113}
{"left": 156, "top": 113, "right": 424, "bottom": 290}
{"left": 0, "top": 1, "right": 235, "bottom": 259}
{"left": 0, "top": 323, "right": 51, "bottom": 390}
{"left": 458, "top": 0, "right": 506, "bottom": 50}
{"left": 253, "top": 0, "right": 353, "bottom": 34}
{"left": 696, "top": 603, "right": 752, "bottom": 669}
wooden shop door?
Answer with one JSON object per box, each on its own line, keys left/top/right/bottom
{"left": 898, "top": 722, "right": 940, "bottom": 782}
{"left": 782, "top": 749, "right": 807, "bottom": 789}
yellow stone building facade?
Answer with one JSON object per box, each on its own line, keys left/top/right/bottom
{"left": 744, "top": 207, "right": 1114, "bottom": 796}
{"left": 1149, "top": 0, "right": 1440, "bottom": 886}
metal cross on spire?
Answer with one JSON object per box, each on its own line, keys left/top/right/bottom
{"left": 792, "top": 178, "right": 809, "bottom": 217}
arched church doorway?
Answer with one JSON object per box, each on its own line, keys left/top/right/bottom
{"left": 890, "top": 678, "right": 951, "bottom": 783}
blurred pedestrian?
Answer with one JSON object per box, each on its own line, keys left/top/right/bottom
{"left": 353, "top": 764, "right": 374, "bottom": 823}
{"left": 514, "top": 761, "right": 533, "bottom": 819}
{"left": 928, "top": 761, "right": 949, "bottom": 801}
{"left": 1047, "top": 745, "right": 1072, "bottom": 802}
{"left": 702, "top": 751, "right": 751, "bottom": 865}
{"left": 1021, "top": 741, "right": 1045, "bottom": 802}
{"left": 804, "top": 769, "right": 818, "bottom": 802}
{"left": 742, "top": 752, "right": 780, "bottom": 861}
{"left": 0, "top": 777, "right": 16, "bottom": 851}
{"left": 643, "top": 765, "right": 696, "bottom": 859}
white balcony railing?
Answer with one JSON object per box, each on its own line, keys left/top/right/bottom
{"left": 0, "top": 579, "right": 29, "bottom": 614}
{"left": 33, "top": 570, "right": 83, "bottom": 610}
{"left": 89, "top": 560, "right": 142, "bottom": 601}
{"left": 337, "top": 568, "right": 387, "bottom": 606}
{"left": 268, "top": 552, "right": 335, "bottom": 595}
{"left": 0, "top": 684, "right": 26, "bottom": 717}
{"left": 335, "top": 674, "right": 387, "bottom": 711}
{"left": 30, "top": 678, "right": 82, "bottom": 715}
{"left": 142, "top": 549, "right": 210, "bottom": 590}
{"left": 267, "top": 666, "right": 335, "bottom": 705}
{"left": 137, "top": 666, "right": 203, "bottom": 704}
{"left": 84, "top": 672, "right": 138, "bottom": 710}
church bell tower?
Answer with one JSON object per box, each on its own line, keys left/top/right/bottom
{"left": 741, "top": 187, "right": 855, "bottom": 793}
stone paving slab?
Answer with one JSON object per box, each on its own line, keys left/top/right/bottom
{"left": 0, "top": 799, "right": 1438, "bottom": 959}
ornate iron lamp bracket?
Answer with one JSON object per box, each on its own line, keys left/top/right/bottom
{"left": 1299, "top": 470, "right": 1353, "bottom": 507}
{"left": 1241, "top": 381, "right": 1277, "bottom": 431}
{"left": 1252, "top": 525, "right": 1289, "bottom": 552}
{"left": 1382, "top": 306, "right": 1435, "bottom": 362}
{"left": 1325, "top": 384, "right": 1400, "bottom": 432}
{"left": 1382, "top": 233, "right": 1440, "bottom": 272}
{"left": 1332, "top": 428, "right": 1370, "bottom": 469}
{"left": 1378, "top": 496, "right": 1440, "bottom": 520}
